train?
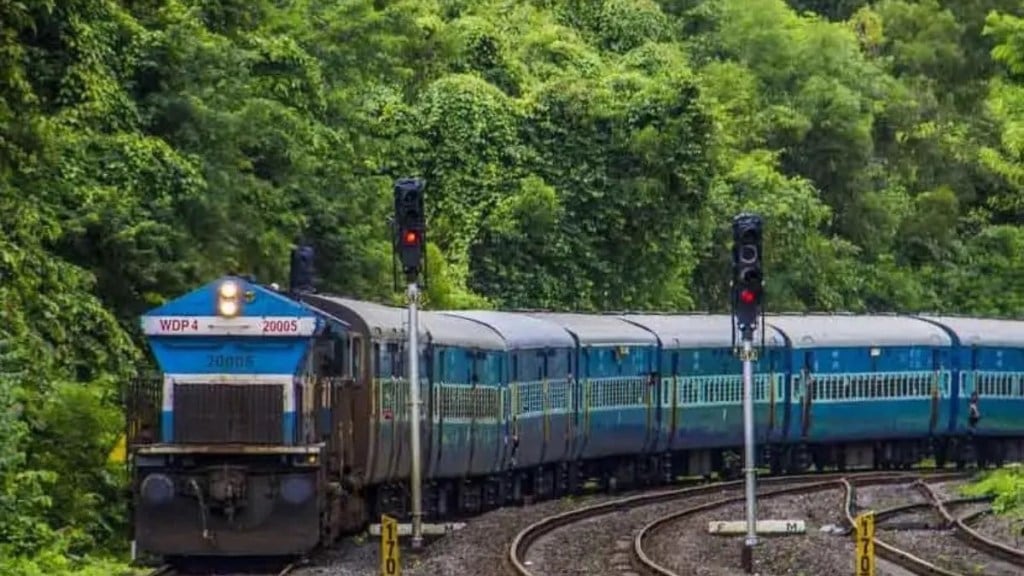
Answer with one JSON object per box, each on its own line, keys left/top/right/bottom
{"left": 125, "top": 270, "right": 1024, "bottom": 560}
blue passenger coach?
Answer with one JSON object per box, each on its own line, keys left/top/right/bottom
{"left": 767, "top": 315, "right": 952, "bottom": 470}
{"left": 301, "top": 295, "right": 512, "bottom": 516}
{"left": 302, "top": 295, "right": 410, "bottom": 491}
{"left": 620, "top": 315, "right": 787, "bottom": 476}
{"left": 419, "top": 311, "right": 508, "bottom": 484}
{"left": 920, "top": 316, "right": 1024, "bottom": 466}
{"left": 444, "top": 311, "right": 575, "bottom": 499}
{"left": 526, "top": 313, "right": 660, "bottom": 483}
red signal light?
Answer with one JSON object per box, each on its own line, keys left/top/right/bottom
{"left": 402, "top": 230, "right": 420, "bottom": 246}
{"left": 739, "top": 289, "right": 756, "bottom": 305}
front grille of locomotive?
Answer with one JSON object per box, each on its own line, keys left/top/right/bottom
{"left": 173, "top": 384, "right": 283, "bottom": 444}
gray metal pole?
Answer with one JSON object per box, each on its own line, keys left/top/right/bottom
{"left": 741, "top": 335, "right": 758, "bottom": 569}
{"left": 407, "top": 282, "right": 424, "bottom": 549}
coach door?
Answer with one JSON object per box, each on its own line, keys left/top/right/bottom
{"left": 343, "top": 334, "right": 370, "bottom": 485}
{"left": 800, "top": 350, "right": 815, "bottom": 438}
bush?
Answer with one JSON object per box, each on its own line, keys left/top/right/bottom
{"left": 960, "top": 465, "right": 1024, "bottom": 518}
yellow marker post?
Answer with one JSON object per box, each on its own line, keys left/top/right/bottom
{"left": 108, "top": 433, "right": 127, "bottom": 464}
{"left": 380, "top": 514, "right": 401, "bottom": 576}
{"left": 855, "top": 511, "right": 875, "bottom": 576}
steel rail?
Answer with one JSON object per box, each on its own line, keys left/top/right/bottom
{"left": 506, "top": 468, "right": 961, "bottom": 576}
{"left": 632, "top": 471, "right": 968, "bottom": 576}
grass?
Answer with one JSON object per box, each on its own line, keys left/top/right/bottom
{"left": 959, "top": 464, "right": 1024, "bottom": 518}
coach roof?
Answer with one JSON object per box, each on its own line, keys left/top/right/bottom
{"left": 305, "top": 295, "right": 506, "bottom": 349}
{"left": 442, "top": 311, "right": 575, "bottom": 349}
{"left": 302, "top": 294, "right": 406, "bottom": 339}
{"left": 920, "top": 316, "right": 1024, "bottom": 348}
{"left": 422, "top": 311, "right": 506, "bottom": 350}
{"left": 525, "top": 313, "right": 658, "bottom": 346}
{"left": 619, "top": 314, "right": 785, "bottom": 348}
{"left": 768, "top": 314, "right": 952, "bottom": 349}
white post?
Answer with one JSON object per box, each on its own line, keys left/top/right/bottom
{"left": 741, "top": 334, "right": 758, "bottom": 569}
{"left": 407, "top": 282, "right": 424, "bottom": 549}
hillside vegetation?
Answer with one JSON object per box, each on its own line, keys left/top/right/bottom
{"left": 2, "top": 0, "right": 1024, "bottom": 572}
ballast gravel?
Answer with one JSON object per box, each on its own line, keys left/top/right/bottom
{"left": 518, "top": 485, "right": 747, "bottom": 576}
{"left": 644, "top": 487, "right": 860, "bottom": 576}
{"left": 289, "top": 491, "right": 633, "bottom": 576}
{"left": 290, "top": 475, "right": 1024, "bottom": 576}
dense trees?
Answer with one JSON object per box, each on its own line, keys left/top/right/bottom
{"left": 2, "top": 0, "right": 1023, "bottom": 572}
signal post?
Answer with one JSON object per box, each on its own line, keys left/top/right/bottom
{"left": 714, "top": 214, "right": 805, "bottom": 569}
{"left": 732, "top": 213, "right": 765, "bottom": 573}
{"left": 393, "top": 178, "right": 427, "bottom": 550}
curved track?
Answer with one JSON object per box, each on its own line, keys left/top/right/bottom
{"left": 631, "top": 471, "right": 968, "bottom": 576}
{"left": 916, "top": 480, "right": 1024, "bottom": 568}
{"left": 506, "top": 469, "right": 961, "bottom": 576}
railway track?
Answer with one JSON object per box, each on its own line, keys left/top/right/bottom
{"left": 916, "top": 480, "right": 1024, "bottom": 568}
{"left": 506, "top": 469, "right": 963, "bottom": 576}
{"left": 841, "top": 477, "right": 974, "bottom": 576}
{"left": 631, "top": 471, "right": 969, "bottom": 576}
{"left": 144, "top": 559, "right": 297, "bottom": 576}
{"left": 629, "top": 472, "right": 1023, "bottom": 576}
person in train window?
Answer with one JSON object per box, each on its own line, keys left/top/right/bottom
{"left": 507, "top": 415, "right": 520, "bottom": 469}
{"left": 968, "top": 391, "right": 981, "bottom": 431}
{"left": 470, "top": 373, "right": 480, "bottom": 418}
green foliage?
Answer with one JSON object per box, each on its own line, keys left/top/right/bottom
{"left": 3, "top": 0, "right": 1024, "bottom": 572}
{"left": 961, "top": 466, "right": 1024, "bottom": 518}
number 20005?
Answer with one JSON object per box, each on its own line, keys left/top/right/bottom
{"left": 262, "top": 319, "right": 299, "bottom": 333}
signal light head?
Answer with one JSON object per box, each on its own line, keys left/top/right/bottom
{"left": 739, "top": 244, "right": 758, "bottom": 264}
{"left": 739, "top": 267, "right": 762, "bottom": 284}
{"left": 402, "top": 230, "right": 420, "bottom": 246}
{"left": 739, "top": 289, "right": 756, "bottom": 305}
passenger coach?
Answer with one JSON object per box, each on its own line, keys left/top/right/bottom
{"left": 766, "top": 314, "right": 953, "bottom": 471}
{"left": 920, "top": 315, "right": 1024, "bottom": 467}
{"left": 619, "top": 314, "right": 788, "bottom": 476}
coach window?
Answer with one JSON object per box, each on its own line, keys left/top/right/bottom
{"left": 719, "top": 348, "right": 732, "bottom": 374}
{"left": 350, "top": 335, "right": 363, "bottom": 380}
{"left": 373, "top": 343, "right": 382, "bottom": 378}
{"left": 422, "top": 347, "right": 432, "bottom": 383}
{"left": 436, "top": 349, "right": 447, "bottom": 382}
{"left": 328, "top": 334, "right": 349, "bottom": 377}
{"left": 387, "top": 342, "right": 402, "bottom": 377}
{"left": 469, "top": 350, "right": 481, "bottom": 385}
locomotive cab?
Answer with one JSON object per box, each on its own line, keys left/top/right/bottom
{"left": 127, "top": 276, "right": 351, "bottom": 560}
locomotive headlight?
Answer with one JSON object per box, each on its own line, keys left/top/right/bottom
{"left": 218, "top": 299, "right": 239, "bottom": 317}
{"left": 216, "top": 280, "right": 241, "bottom": 317}
{"left": 218, "top": 280, "right": 239, "bottom": 299}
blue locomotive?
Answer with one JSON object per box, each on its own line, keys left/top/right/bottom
{"left": 126, "top": 273, "right": 1024, "bottom": 560}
